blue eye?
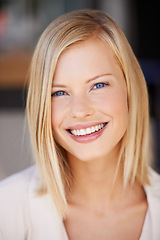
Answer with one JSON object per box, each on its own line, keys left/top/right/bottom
{"left": 52, "top": 91, "right": 66, "bottom": 97}
{"left": 93, "top": 82, "right": 108, "bottom": 89}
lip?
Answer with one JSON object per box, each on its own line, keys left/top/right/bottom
{"left": 66, "top": 122, "right": 108, "bottom": 143}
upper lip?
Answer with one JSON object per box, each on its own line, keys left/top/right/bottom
{"left": 67, "top": 122, "right": 108, "bottom": 131}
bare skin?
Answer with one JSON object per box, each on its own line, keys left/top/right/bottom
{"left": 51, "top": 38, "right": 148, "bottom": 239}
{"left": 64, "top": 194, "right": 147, "bottom": 240}
{"left": 63, "top": 159, "right": 148, "bottom": 240}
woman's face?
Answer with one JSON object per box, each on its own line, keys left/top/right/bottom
{"left": 51, "top": 38, "right": 128, "bottom": 163}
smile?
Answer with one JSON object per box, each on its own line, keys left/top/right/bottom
{"left": 68, "top": 123, "right": 107, "bottom": 136}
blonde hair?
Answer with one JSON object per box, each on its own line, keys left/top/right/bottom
{"left": 27, "top": 9, "right": 150, "bottom": 218}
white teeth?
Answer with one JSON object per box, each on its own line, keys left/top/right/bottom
{"left": 72, "top": 130, "right": 77, "bottom": 136}
{"left": 70, "top": 123, "right": 106, "bottom": 136}
{"left": 91, "top": 126, "right": 95, "bottom": 133}
{"left": 80, "top": 129, "right": 85, "bottom": 135}
{"left": 86, "top": 128, "right": 91, "bottom": 134}
{"left": 95, "top": 125, "right": 99, "bottom": 131}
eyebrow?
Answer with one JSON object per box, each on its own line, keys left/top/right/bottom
{"left": 52, "top": 73, "right": 113, "bottom": 88}
{"left": 86, "top": 73, "right": 113, "bottom": 84}
{"left": 52, "top": 84, "right": 68, "bottom": 88}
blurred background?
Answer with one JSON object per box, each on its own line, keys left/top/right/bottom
{"left": 0, "top": 0, "right": 160, "bottom": 180}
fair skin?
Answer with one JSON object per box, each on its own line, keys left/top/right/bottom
{"left": 51, "top": 38, "right": 148, "bottom": 240}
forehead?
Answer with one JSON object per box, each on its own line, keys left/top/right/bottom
{"left": 60, "top": 37, "right": 115, "bottom": 62}
{"left": 53, "top": 38, "right": 121, "bottom": 82}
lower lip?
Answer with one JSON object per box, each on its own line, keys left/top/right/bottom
{"left": 67, "top": 123, "right": 108, "bottom": 143}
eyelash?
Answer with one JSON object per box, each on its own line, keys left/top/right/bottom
{"left": 51, "top": 91, "right": 67, "bottom": 97}
{"left": 92, "top": 82, "right": 109, "bottom": 90}
{"left": 51, "top": 82, "right": 109, "bottom": 97}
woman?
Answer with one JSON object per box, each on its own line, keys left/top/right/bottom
{"left": 0, "top": 9, "right": 160, "bottom": 240}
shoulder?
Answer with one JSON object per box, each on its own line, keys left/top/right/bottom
{"left": 142, "top": 169, "right": 160, "bottom": 239}
{"left": 0, "top": 165, "right": 36, "bottom": 191}
{"left": 0, "top": 166, "right": 37, "bottom": 239}
{"left": 0, "top": 165, "right": 37, "bottom": 204}
{"left": 145, "top": 168, "right": 160, "bottom": 199}
{"left": 0, "top": 166, "right": 67, "bottom": 240}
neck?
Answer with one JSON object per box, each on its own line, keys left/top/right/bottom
{"left": 67, "top": 152, "right": 124, "bottom": 208}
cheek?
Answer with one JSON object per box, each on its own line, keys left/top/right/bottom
{"left": 96, "top": 89, "right": 128, "bottom": 118}
{"left": 51, "top": 97, "right": 69, "bottom": 125}
{"left": 98, "top": 90, "right": 129, "bottom": 141}
{"left": 114, "top": 93, "right": 128, "bottom": 117}
{"left": 51, "top": 102, "right": 61, "bottom": 131}
{"left": 51, "top": 101, "right": 69, "bottom": 146}
{"left": 113, "top": 91, "right": 129, "bottom": 134}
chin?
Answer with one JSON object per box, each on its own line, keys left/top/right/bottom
{"left": 67, "top": 149, "right": 112, "bottom": 163}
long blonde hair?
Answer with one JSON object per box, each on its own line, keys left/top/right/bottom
{"left": 27, "top": 9, "right": 150, "bottom": 218}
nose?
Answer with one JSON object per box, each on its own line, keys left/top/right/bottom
{"left": 70, "top": 94, "right": 94, "bottom": 119}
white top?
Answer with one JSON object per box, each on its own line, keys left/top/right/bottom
{"left": 0, "top": 166, "right": 160, "bottom": 240}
